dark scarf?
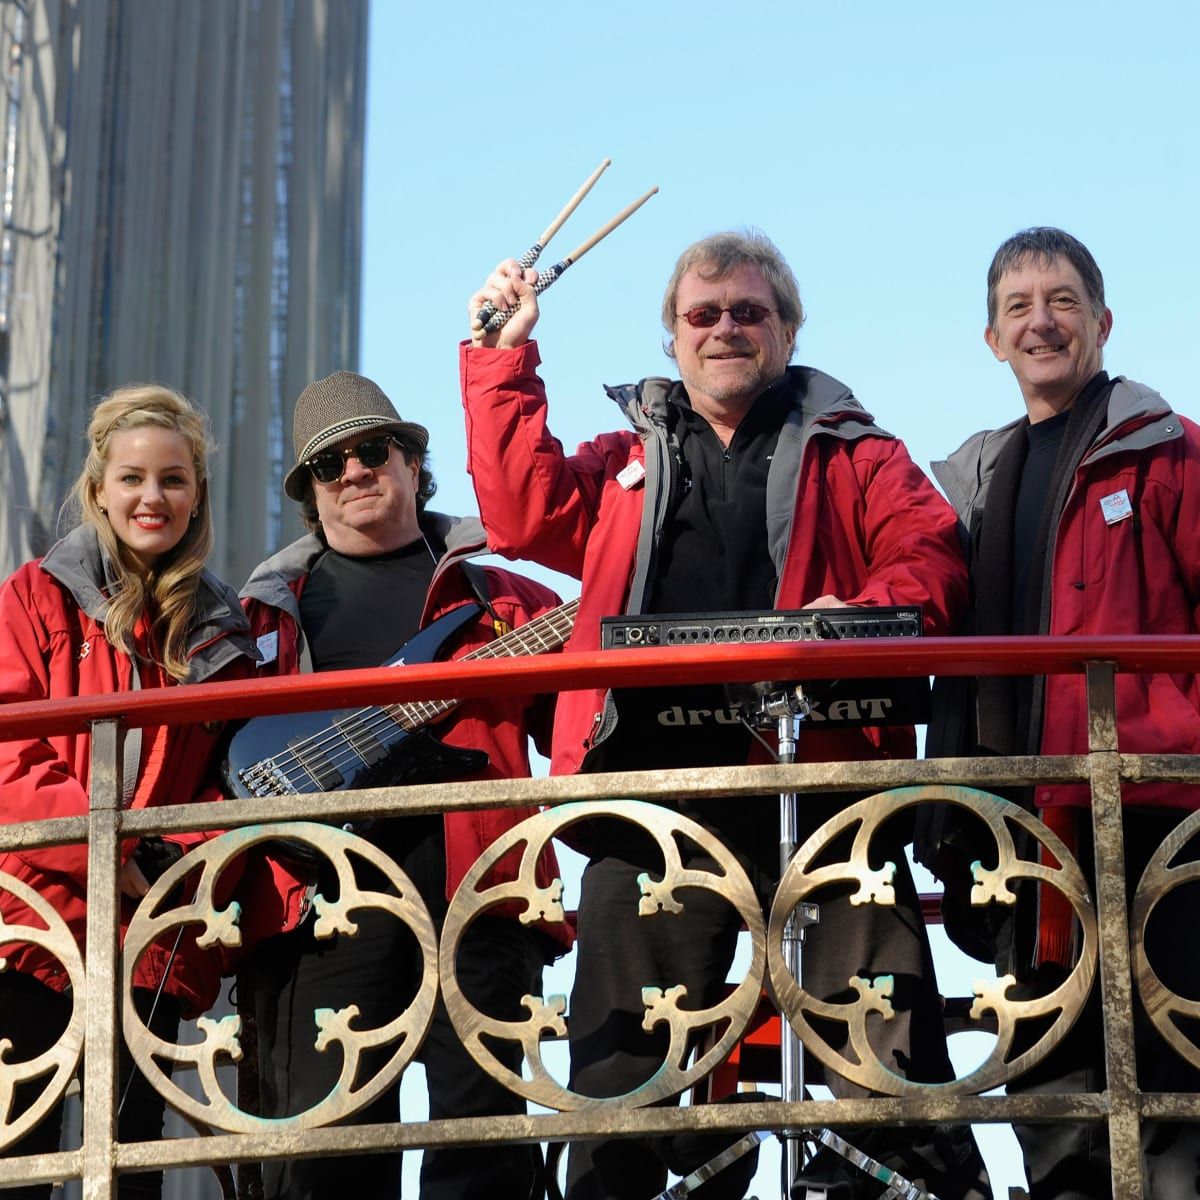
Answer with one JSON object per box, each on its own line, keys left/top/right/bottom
{"left": 973, "top": 372, "right": 1112, "bottom": 755}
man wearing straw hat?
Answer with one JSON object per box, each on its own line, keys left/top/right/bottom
{"left": 236, "top": 370, "right": 567, "bottom": 1199}
{"left": 923, "top": 227, "right": 1200, "bottom": 1199}
{"left": 461, "top": 232, "right": 990, "bottom": 1200}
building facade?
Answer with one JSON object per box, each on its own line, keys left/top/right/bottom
{"left": 0, "top": 0, "right": 367, "bottom": 585}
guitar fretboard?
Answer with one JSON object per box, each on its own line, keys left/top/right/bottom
{"left": 380, "top": 596, "right": 579, "bottom": 732}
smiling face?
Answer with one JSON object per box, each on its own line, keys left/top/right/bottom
{"left": 672, "top": 262, "right": 796, "bottom": 425}
{"left": 310, "top": 433, "right": 423, "bottom": 555}
{"left": 95, "top": 427, "right": 199, "bottom": 572}
{"left": 985, "top": 254, "right": 1113, "bottom": 421}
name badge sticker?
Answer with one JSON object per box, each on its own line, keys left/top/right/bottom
{"left": 256, "top": 630, "right": 279, "bottom": 665}
{"left": 617, "top": 460, "right": 646, "bottom": 491}
{"left": 1099, "top": 488, "right": 1134, "bottom": 526}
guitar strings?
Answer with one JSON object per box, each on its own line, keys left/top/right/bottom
{"left": 274, "top": 603, "right": 574, "bottom": 763}
{"left": 252, "top": 600, "right": 580, "bottom": 791}
{"left": 269, "top": 602, "right": 577, "bottom": 773}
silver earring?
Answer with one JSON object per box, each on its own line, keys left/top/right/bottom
{"left": 191, "top": 508, "right": 199, "bottom": 518}
{"left": 98, "top": 505, "right": 107, "bottom": 514}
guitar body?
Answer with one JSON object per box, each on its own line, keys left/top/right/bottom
{"left": 222, "top": 602, "right": 485, "bottom": 800}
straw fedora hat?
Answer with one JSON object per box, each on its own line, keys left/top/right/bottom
{"left": 283, "top": 371, "right": 429, "bottom": 500}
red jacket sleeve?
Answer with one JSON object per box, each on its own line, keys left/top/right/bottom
{"left": 841, "top": 437, "right": 969, "bottom": 636}
{"left": 0, "top": 569, "right": 93, "bottom": 838}
{"left": 460, "top": 340, "right": 618, "bottom": 579}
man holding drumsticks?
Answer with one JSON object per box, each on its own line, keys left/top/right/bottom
{"left": 460, "top": 230, "right": 991, "bottom": 1200}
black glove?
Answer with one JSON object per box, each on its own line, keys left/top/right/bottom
{"left": 132, "top": 836, "right": 184, "bottom": 885}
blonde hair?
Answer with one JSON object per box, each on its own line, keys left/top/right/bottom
{"left": 72, "top": 384, "right": 215, "bottom": 682}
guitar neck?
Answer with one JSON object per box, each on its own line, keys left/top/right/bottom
{"left": 384, "top": 597, "right": 580, "bottom": 732}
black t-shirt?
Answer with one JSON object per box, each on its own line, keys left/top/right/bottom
{"left": 299, "top": 538, "right": 437, "bottom": 671}
{"left": 297, "top": 538, "right": 442, "bottom": 849}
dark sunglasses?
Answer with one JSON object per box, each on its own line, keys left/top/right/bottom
{"left": 676, "top": 302, "right": 774, "bottom": 329}
{"left": 306, "top": 435, "right": 402, "bottom": 484}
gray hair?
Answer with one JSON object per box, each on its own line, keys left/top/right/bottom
{"left": 661, "top": 230, "right": 805, "bottom": 360}
{"left": 986, "top": 227, "right": 1106, "bottom": 331}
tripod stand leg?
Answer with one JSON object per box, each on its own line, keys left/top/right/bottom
{"left": 655, "top": 1131, "right": 768, "bottom": 1200}
{"left": 801, "top": 1128, "right": 941, "bottom": 1200}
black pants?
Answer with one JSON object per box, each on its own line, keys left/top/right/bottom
{"left": 564, "top": 801, "right": 991, "bottom": 1200}
{"left": 1010, "top": 808, "right": 1200, "bottom": 1199}
{"left": 0, "top": 973, "right": 180, "bottom": 1199}
{"left": 252, "top": 819, "right": 548, "bottom": 1200}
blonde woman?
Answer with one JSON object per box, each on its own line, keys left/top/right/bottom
{"left": 0, "top": 385, "right": 259, "bottom": 1198}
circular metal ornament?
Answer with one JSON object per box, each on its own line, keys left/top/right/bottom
{"left": 440, "top": 800, "right": 766, "bottom": 1111}
{"left": 767, "top": 785, "right": 1097, "bottom": 1095}
{"left": 122, "top": 822, "right": 438, "bottom": 1132}
{"left": 1132, "top": 807, "right": 1200, "bottom": 1069}
{"left": 0, "top": 867, "right": 87, "bottom": 1150}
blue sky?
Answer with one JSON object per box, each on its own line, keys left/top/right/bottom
{"left": 358, "top": 1, "right": 1200, "bottom": 1192}
{"left": 362, "top": 0, "right": 1200, "bottom": 533}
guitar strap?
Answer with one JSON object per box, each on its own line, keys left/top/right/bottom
{"left": 459, "top": 561, "right": 510, "bottom": 638}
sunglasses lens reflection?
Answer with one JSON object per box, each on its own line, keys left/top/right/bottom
{"left": 307, "top": 437, "right": 393, "bottom": 483}
{"left": 680, "top": 303, "right": 772, "bottom": 329}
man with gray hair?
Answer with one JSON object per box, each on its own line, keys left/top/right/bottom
{"left": 461, "top": 232, "right": 990, "bottom": 1199}
{"left": 926, "top": 227, "right": 1200, "bottom": 1198}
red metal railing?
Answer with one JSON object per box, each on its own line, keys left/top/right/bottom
{"left": 2, "top": 634, "right": 1198, "bottom": 739}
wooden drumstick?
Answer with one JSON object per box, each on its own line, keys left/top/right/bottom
{"left": 474, "top": 158, "right": 612, "bottom": 327}
{"left": 532, "top": 157, "right": 612, "bottom": 258}
{"left": 482, "top": 186, "right": 660, "bottom": 334}
{"left": 555, "top": 185, "right": 659, "bottom": 268}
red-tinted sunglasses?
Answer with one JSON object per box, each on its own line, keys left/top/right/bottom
{"left": 676, "top": 302, "right": 774, "bottom": 329}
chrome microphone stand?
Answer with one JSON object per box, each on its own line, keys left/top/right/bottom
{"left": 736, "top": 684, "right": 937, "bottom": 1200}
{"left": 653, "top": 680, "right": 939, "bottom": 1200}
{"left": 742, "top": 684, "right": 819, "bottom": 1195}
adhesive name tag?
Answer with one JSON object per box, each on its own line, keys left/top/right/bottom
{"left": 256, "top": 630, "right": 279, "bottom": 665}
{"left": 1099, "top": 488, "right": 1133, "bottom": 526}
{"left": 617, "top": 460, "right": 646, "bottom": 490}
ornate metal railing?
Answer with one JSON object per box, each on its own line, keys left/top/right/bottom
{"left": 1, "top": 635, "right": 1199, "bottom": 1198}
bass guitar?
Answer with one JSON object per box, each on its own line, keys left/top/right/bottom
{"left": 223, "top": 597, "right": 579, "bottom": 800}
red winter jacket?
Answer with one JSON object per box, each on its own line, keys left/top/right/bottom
{"left": 0, "top": 525, "right": 261, "bottom": 1015}
{"left": 233, "top": 515, "right": 569, "bottom": 949}
{"left": 933, "top": 377, "right": 1200, "bottom": 810}
{"left": 460, "top": 341, "right": 968, "bottom": 775}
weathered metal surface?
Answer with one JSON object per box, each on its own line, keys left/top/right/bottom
{"left": 1120, "top": 752, "right": 1200, "bottom": 784}
{"left": 0, "top": 1146, "right": 83, "bottom": 1190}
{"left": 101, "top": 1092, "right": 1110, "bottom": 1174}
{"left": 100, "top": 755, "right": 1094, "bottom": 843}
{"left": 6, "top": 643, "right": 1200, "bottom": 1192}
{"left": 768, "top": 786, "right": 1097, "bottom": 1096}
{"left": 1132, "top": 807, "right": 1200, "bottom": 1068}
{"left": 82, "top": 719, "right": 122, "bottom": 1199}
{"left": 122, "top": 823, "right": 438, "bottom": 1134}
{"left": 0, "top": 869, "right": 87, "bottom": 1149}
{"left": 1085, "top": 663, "right": 1144, "bottom": 1200}
{"left": 1139, "top": 1092, "right": 1200, "bottom": 1119}
{"left": 0, "top": 813, "right": 91, "bottom": 853}
{"left": 440, "top": 800, "right": 767, "bottom": 1111}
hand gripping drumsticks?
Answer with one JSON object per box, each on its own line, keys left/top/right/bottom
{"left": 475, "top": 173, "right": 660, "bottom": 335}
{"left": 473, "top": 157, "right": 612, "bottom": 329}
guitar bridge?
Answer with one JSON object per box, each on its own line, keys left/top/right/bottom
{"left": 239, "top": 759, "right": 296, "bottom": 798}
